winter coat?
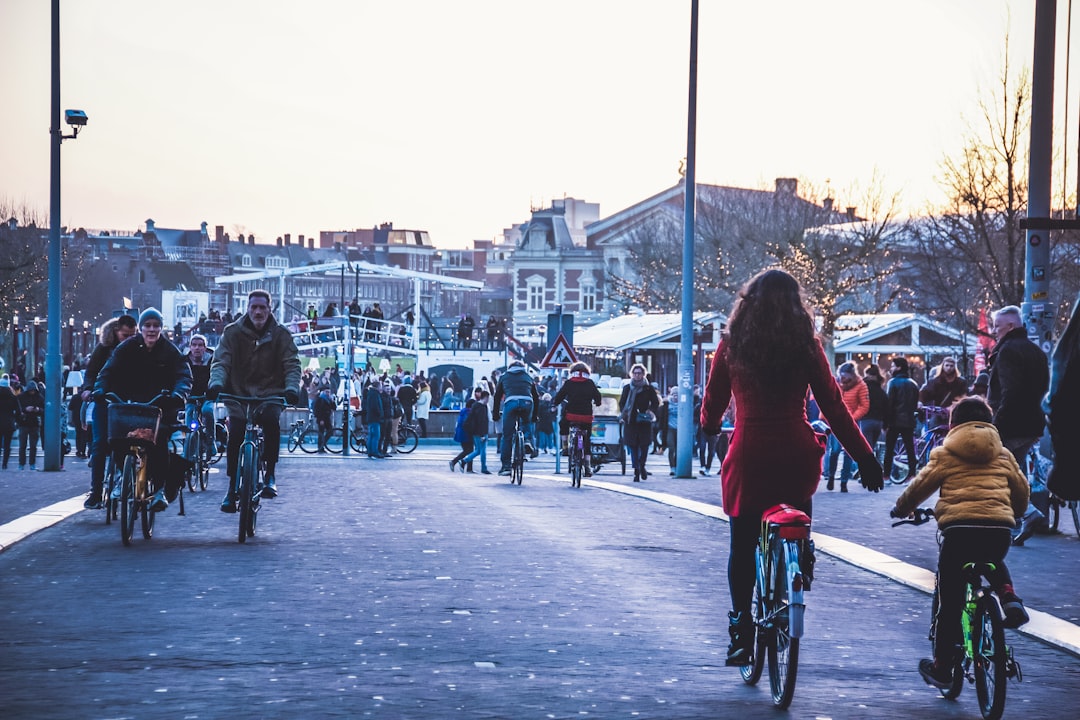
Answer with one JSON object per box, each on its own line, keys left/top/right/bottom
{"left": 464, "top": 400, "right": 490, "bottom": 437}
{"left": 186, "top": 348, "right": 214, "bottom": 396}
{"left": 700, "top": 338, "right": 874, "bottom": 518}
{"left": 209, "top": 315, "right": 301, "bottom": 400}
{"left": 95, "top": 334, "right": 192, "bottom": 405}
{"left": 919, "top": 371, "right": 968, "bottom": 409}
{"left": 894, "top": 421, "right": 1029, "bottom": 528}
{"left": 0, "top": 387, "right": 19, "bottom": 432}
{"left": 492, "top": 365, "right": 539, "bottom": 420}
{"left": 364, "top": 385, "right": 385, "bottom": 424}
{"left": 1047, "top": 293, "right": 1080, "bottom": 500}
{"left": 839, "top": 379, "right": 869, "bottom": 422}
{"left": 885, "top": 371, "right": 919, "bottom": 429}
{"left": 987, "top": 327, "right": 1049, "bottom": 440}
{"left": 414, "top": 389, "right": 431, "bottom": 420}
{"left": 16, "top": 389, "right": 43, "bottom": 429}
{"left": 618, "top": 381, "right": 660, "bottom": 424}
{"left": 551, "top": 375, "right": 602, "bottom": 423}
{"left": 864, "top": 378, "right": 887, "bottom": 422}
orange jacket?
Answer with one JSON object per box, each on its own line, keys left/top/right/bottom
{"left": 841, "top": 380, "right": 869, "bottom": 422}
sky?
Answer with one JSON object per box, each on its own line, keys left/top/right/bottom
{"left": 0, "top": 1, "right": 1074, "bottom": 248}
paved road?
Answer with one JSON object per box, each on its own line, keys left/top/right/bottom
{"left": 1, "top": 447, "right": 1078, "bottom": 719}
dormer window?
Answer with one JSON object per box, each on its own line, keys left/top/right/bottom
{"left": 241, "top": 254, "right": 251, "bottom": 268}
{"left": 266, "top": 256, "right": 288, "bottom": 269}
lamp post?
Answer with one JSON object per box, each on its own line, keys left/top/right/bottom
{"left": 10, "top": 314, "right": 19, "bottom": 373}
{"left": 45, "top": 0, "right": 87, "bottom": 470}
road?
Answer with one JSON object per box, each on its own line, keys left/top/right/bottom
{"left": 1, "top": 447, "right": 1078, "bottom": 719}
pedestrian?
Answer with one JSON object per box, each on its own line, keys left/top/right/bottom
{"left": 987, "top": 305, "right": 1051, "bottom": 544}
{"left": 364, "top": 380, "right": 388, "bottom": 459}
{"left": 457, "top": 388, "right": 491, "bottom": 473}
{"left": 397, "top": 375, "right": 417, "bottom": 424}
{"left": 665, "top": 387, "right": 680, "bottom": 474}
{"left": 449, "top": 399, "right": 475, "bottom": 472}
{"left": 414, "top": 380, "right": 431, "bottom": 437}
{"left": 313, "top": 384, "right": 335, "bottom": 452}
{"left": 699, "top": 268, "right": 882, "bottom": 667}
{"left": 825, "top": 361, "right": 869, "bottom": 492}
{"left": 882, "top": 356, "right": 920, "bottom": 483}
{"left": 619, "top": 364, "right": 660, "bottom": 481}
{"left": 891, "top": 396, "right": 1030, "bottom": 689}
{"left": 536, "top": 393, "right": 555, "bottom": 453}
{"left": 0, "top": 374, "right": 18, "bottom": 469}
{"left": 861, "top": 364, "right": 887, "bottom": 458}
{"left": 1046, "top": 293, "right": 1080, "bottom": 504}
{"left": 17, "top": 381, "right": 45, "bottom": 469}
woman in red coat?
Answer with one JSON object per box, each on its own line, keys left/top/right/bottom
{"left": 700, "top": 269, "right": 884, "bottom": 666}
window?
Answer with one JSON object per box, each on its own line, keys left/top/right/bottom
{"left": 266, "top": 256, "right": 288, "bottom": 269}
{"left": 528, "top": 283, "right": 544, "bottom": 311}
{"left": 241, "top": 254, "right": 251, "bottom": 268}
{"left": 581, "top": 284, "right": 596, "bottom": 312}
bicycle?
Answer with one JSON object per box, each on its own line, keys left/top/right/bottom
{"left": 219, "top": 393, "right": 285, "bottom": 543}
{"left": 506, "top": 414, "right": 526, "bottom": 485}
{"left": 287, "top": 412, "right": 344, "bottom": 454}
{"left": 182, "top": 396, "right": 223, "bottom": 492}
{"left": 104, "top": 392, "right": 177, "bottom": 546}
{"left": 567, "top": 423, "right": 585, "bottom": 488}
{"left": 1031, "top": 446, "right": 1080, "bottom": 538}
{"left": 892, "top": 508, "right": 1023, "bottom": 720}
{"left": 739, "top": 503, "right": 813, "bottom": 709}
{"left": 889, "top": 406, "right": 949, "bottom": 484}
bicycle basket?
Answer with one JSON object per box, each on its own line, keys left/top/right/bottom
{"left": 107, "top": 403, "right": 162, "bottom": 445}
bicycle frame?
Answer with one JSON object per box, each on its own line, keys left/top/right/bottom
{"left": 218, "top": 394, "right": 285, "bottom": 543}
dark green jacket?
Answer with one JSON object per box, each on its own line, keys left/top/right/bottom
{"left": 209, "top": 315, "right": 301, "bottom": 399}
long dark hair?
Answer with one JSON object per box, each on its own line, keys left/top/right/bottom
{"left": 724, "top": 269, "right": 818, "bottom": 398}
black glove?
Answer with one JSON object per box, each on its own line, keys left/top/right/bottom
{"left": 285, "top": 389, "right": 299, "bottom": 406}
{"left": 206, "top": 384, "right": 223, "bottom": 400}
{"left": 858, "top": 457, "right": 884, "bottom": 492}
{"left": 889, "top": 507, "right": 902, "bottom": 519}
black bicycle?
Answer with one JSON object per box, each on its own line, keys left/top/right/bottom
{"left": 219, "top": 393, "right": 285, "bottom": 543}
{"left": 567, "top": 423, "right": 586, "bottom": 488}
{"left": 892, "top": 508, "right": 1022, "bottom": 720}
{"left": 104, "top": 392, "right": 173, "bottom": 546}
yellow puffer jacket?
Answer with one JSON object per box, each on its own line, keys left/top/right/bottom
{"left": 894, "top": 421, "right": 1029, "bottom": 528}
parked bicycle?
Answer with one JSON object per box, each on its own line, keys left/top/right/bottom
{"left": 219, "top": 393, "right": 285, "bottom": 543}
{"left": 889, "top": 405, "right": 950, "bottom": 484}
{"left": 347, "top": 414, "right": 419, "bottom": 455}
{"left": 738, "top": 503, "right": 814, "bottom": 709}
{"left": 892, "top": 508, "right": 1023, "bottom": 720}
{"left": 287, "top": 412, "right": 344, "bottom": 453}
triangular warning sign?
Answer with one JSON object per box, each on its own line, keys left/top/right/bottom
{"left": 540, "top": 333, "right": 578, "bottom": 368}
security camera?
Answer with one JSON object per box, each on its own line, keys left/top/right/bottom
{"left": 64, "top": 109, "right": 88, "bottom": 127}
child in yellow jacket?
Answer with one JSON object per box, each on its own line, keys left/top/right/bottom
{"left": 891, "top": 396, "right": 1030, "bottom": 689}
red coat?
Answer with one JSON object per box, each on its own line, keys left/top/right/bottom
{"left": 700, "top": 338, "right": 874, "bottom": 517}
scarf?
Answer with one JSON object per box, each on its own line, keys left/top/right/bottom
{"left": 622, "top": 377, "right": 646, "bottom": 422}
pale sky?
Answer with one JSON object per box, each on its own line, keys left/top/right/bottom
{"left": 0, "top": 1, "right": 1071, "bottom": 248}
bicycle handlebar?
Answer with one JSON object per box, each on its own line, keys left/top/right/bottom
{"left": 890, "top": 507, "right": 935, "bottom": 527}
{"left": 103, "top": 391, "right": 174, "bottom": 406}
{"left": 216, "top": 393, "right": 286, "bottom": 419}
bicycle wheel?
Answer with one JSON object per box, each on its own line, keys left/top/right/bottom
{"left": 287, "top": 426, "right": 303, "bottom": 453}
{"left": 211, "top": 422, "right": 228, "bottom": 463}
{"left": 141, "top": 499, "right": 156, "bottom": 539}
{"left": 120, "top": 454, "right": 137, "bottom": 546}
{"left": 889, "top": 437, "right": 912, "bottom": 484}
{"left": 740, "top": 579, "right": 766, "bottom": 685}
{"left": 394, "top": 426, "right": 419, "bottom": 454}
{"left": 350, "top": 428, "right": 367, "bottom": 454}
{"left": 1047, "top": 494, "right": 1061, "bottom": 533}
{"left": 184, "top": 432, "right": 200, "bottom": 492}
{"left": 973, "top": 596, "right": 1007, "bottom": 720}
{"left": 298, "top": 426, "right": 319, "bottom": 454}
{"left": 766, "top": 541, "right": 799, "bottom": 709}
{"left": 237, "top": 443, "right": 256, "bottom": 543}
{"left": 103, "top": 453, "right": 116, "bottom": 525}
{"left": 513, "top": 432, "right": 524, "bottom": 485}
{"left": 323, "top": 427, "right": 344, "bottom": 454}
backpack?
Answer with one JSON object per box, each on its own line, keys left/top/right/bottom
{"left": 391, "top": 397, "right": 404, "bottom": 419}
{"left": 453, "top": 406, "right": 469, "bottom": 443}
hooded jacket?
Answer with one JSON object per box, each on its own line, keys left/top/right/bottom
{"left": 493, "top": 365, "right": 539, "bottom": 420}
{"left": 95, "top": 334, "right": 192, "bottom": 404}
{"left": 894, "top": 421, "right": 1029, "bottom": 528}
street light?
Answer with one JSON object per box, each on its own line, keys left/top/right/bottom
{"left": 45, "top": 0, "right": 88, "bottom": 470}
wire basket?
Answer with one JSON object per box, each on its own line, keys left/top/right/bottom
{"left": 107, "top": 403, "right": 162, "bottom": 446}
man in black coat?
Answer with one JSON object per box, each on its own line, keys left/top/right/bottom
{"left": 987, "top": 305, "right": 1050, "bottom": 543}
{"left": 882, "top": 356, "right": 920, "bottom": 482}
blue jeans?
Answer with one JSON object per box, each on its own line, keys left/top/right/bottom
{"left": 462, "top": 435, "right": 488, "bottom": 471}
{"left": 826, "top": 433, "right": 854, "bottom": 486}
{"left": 367, "top": 421, "right": 382, "bottom": 457}
{"left": 500, "top": 399, "right": 533, "bottom": 469}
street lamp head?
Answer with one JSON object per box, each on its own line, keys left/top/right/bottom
{"left": 64, "top": 109, "right": 88, "bottom": 127}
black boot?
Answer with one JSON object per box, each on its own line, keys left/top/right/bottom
{"left": 725, "top": 611, "right": 754, "bottom": 666}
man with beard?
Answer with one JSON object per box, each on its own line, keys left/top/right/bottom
{"left": 920, "top": 356, "right": 968, "bottom": 430}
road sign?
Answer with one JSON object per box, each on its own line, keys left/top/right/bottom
{"left": 539, "top": 333, "right": 578, "bottom": 369}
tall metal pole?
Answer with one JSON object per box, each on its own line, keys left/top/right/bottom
{"left": 44, "top": 0, "right": 63, "bottom": 471}
{"left": 675, "top": 0, "right": 699, "bottom": 478}
{"left": 1024, "top": 0, "right": 1056, "bottom": 354}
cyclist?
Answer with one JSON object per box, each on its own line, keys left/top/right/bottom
{"left": 93, "top": 308, "right": 192, "bottom": 513}
{"left": 207, "top": 290, "right": 301, "bottom": 511}
{"left": 184, "top": 334, "right": 216, "bottom": 460}
{"left": 551, "top": 361, "right": 602, "bottom": 477}
{"left": 699, "top": 269, "right": 882, "bottom": 667}
{"left": 492, "top": 360, "right": 539, "bottom": 476}
{"left": 891, "top": 396, "right": 1030, "bottom": 689}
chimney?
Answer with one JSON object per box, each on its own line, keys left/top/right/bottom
{"left": 308, "top": 238, "right": 314, "bottom": 249}
{"left": 215, "top": 225, "right": 225, "bottom": 242}
{"left": 823, "top": 198, "right": 834, "bottom": 213}
{"left": 248, "top": 235, "right": 255, "bottom": 245}
{"left": 846, "top": 206, "right": 857, "bottom": 221}
{"left": 298, "top": 234, "right": 304, "bottom": 247}
{"left": 774, "top": 178, "right": 798, "bottom": 195}
{"left": 334, "top": 242, "right": 342, "bottom": 251}
{"left": 276, "top": 237, "right": 283, "bottom": 247}
{"left": 284, "top": 233, "right": 291, "bottom": 245}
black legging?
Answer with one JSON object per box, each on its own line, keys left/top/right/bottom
{"left": 729, "top": 500, "right": 813, "bottom": 616}
{"left": 882, "top": 426, "right": 916, "bottom": 478}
